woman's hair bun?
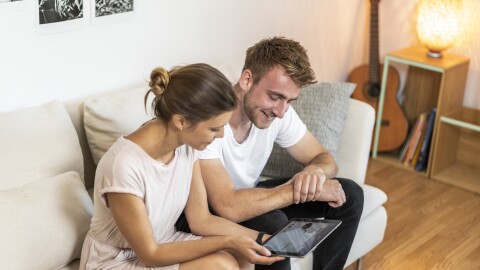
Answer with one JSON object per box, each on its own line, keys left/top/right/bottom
{"left": 149, "top": 67, "right": 170, "bottom": 96}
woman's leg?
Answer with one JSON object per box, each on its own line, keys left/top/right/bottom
{"left": 230, "top": 250, "right": 255, "bottom": 270}
{"left": 179, "top": 250, "right": 241, "bottom": 270}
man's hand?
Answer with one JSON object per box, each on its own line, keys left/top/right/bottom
{"left": 290, "top": 168, "right": 327, "bottom": 204}
{"left": 315, "top": 179, "right": 346, "bottom": 208}
{"left": 289, "top": 170, "right": 346, "bottom": 207}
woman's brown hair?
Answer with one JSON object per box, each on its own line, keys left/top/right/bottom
{"left": 146, "top": 63, "right": 237, "bottom": 126}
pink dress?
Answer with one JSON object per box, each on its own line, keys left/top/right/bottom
{"left": 80, "top": 137, "right": 201, "bottom": 270}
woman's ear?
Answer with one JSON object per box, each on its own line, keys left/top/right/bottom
{"left": 171, "top": 114, "right": 185, "bottom": 131}
{"left": 239, "top": 69, "right": 253, "bottom": 91}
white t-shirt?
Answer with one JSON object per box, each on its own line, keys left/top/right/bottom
{"left": 200, "top": 107, "right": 307, "bottom": 188}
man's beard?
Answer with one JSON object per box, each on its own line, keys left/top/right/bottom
{"left": 243, "top": 88, "right": 271, "bottom": 129}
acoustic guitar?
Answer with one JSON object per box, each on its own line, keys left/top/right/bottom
{"left": 347, "top": 0, "right": 408, "bottom": 152}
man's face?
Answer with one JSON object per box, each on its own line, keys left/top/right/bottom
{"left": 244, "top": 66, "right": 300, "bottom": 129}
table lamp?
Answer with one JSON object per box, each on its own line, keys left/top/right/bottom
{"left": 416, "top": 0, "right": 462, "bottom": 58}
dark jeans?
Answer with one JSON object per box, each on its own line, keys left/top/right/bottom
{"left": 175, "top": 177, "right": 364, "bottom": 270}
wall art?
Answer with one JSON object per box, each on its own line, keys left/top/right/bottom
{"left": 91, "top": 0, "right": 134, "bottom": 25}
{"left": 36, "top": 0, "right": 85, "bottom": 33}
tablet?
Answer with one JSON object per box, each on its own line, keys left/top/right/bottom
{"left": 261, "top": 218, "right": 342, "bottom": 258}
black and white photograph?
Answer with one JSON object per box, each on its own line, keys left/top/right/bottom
{"left": 95, "top": 0, "right": 133, "bottom": 17}
{"left": 38, "top": 0, "right": 83, "bottom": 25}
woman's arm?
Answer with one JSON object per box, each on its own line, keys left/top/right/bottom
{"left": 108, "top": 192, "right": 273, "bottom": 267}
{"left": 183, "top": 160, "right": 283, "bottom": 263}
{"left": 107, "top": 158, "right": 282, "bottom": 267}
{"left": 184, "top": 161, "right": 259, "bottom": 238}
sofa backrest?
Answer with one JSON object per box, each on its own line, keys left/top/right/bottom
{"left": 336, "top": 99, "right": 375, "bottom": 184}
{"left": 63, "top": 87, "right": 375, "bottom": 190}
{"left": 64, "top": 99, "right": 97, "bottom": 190}
{"left": 63, "top": 85, "right": 150, "bottom": 190}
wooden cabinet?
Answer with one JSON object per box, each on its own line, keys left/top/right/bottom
{"left": 372, "top": 46, "right": 480, "bottom": 194}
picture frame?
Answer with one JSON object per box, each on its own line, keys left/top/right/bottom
{"left": 36, "top": 0, "right": 86, "bottom": 34}
{"left": 91, "top": 0, "right": 135, "bottom": 25}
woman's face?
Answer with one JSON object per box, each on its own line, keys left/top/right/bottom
{"left": 183, "top": 111, "right": 233, "bottom": 150}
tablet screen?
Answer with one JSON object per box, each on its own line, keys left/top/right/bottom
{"left": 262, "top": 218, "right": 341, "bottom": 258}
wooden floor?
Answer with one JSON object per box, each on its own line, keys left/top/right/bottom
{"left": 345, "top": 159, "right": 480, "bottom": 270}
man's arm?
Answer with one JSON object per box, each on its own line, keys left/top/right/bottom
{"left": 286, "top": 130, "right": 338, "bottom": 179}
{"left": 200, "top": 158, "right": 294, "bottom": 223}
{"left": 200, "top": 130, "right": 344, "bottom": 223}
{"left": 286, "top": 130, "right": 345, "bottom": 206}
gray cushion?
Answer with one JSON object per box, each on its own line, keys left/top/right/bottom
{"left": 261, "top": 82, "right": 355, "bottom": 178}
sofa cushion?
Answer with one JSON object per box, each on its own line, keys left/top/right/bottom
{"left": 84, "top": 87, "right": 152, "bottom": 164}
{"left": 0, "top": 101, "right": 84, "bottom": 190}
{"left": 0, "top": 171, "right": 93, "bottom": 269}
{"left": 262, "top": 82, "right": 355, "bottom": 178}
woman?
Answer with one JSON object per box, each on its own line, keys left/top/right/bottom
{"left": 80, "top": 63, "right": 284, "bottom": 270}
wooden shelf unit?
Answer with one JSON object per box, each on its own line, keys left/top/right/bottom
{"left": 372, "top": 46, "right": 480, "bottom": 193}
{"left": 431, "top": 108, "right": 480, "bottom": 193}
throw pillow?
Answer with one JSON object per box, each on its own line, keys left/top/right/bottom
{"left": 261, "top": 82, "right": 355, "bottom": 178}
{"left": 84, "top": 87, "right": 152, "bottom": 164}
{"left": 0, "top": 171, "right": 93, "bottom": 269}
{"left": 0, "top": 101, "right": 84, "bottom": 190}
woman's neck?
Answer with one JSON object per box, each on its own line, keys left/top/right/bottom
{"left": 126, "top": 119, "right": 180, "bottom": 163}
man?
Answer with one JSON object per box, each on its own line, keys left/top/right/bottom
{"left": 179, "top": 36, "right": 364, "bottom": 270}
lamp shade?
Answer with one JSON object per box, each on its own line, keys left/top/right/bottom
{"left": 417, "top": 0, "right": 462, "bottom": 58}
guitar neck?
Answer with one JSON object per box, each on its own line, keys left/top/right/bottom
{"left": 369, "top": 0, "right": 380, "bottom": 85}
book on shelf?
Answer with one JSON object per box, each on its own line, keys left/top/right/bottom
{"left": 411, "top": 123, "right": 427, "bottom": 168}
{"left": 404, "top": 112, "right": 427, "bottom": 166}
{"left": 398, "top": 128, "right": 413, "bottom": 161}
{"left": 415, "top": 107, "right": 437, "bottom": 172}
{"left": 399, "top": 112, "right": 428, "bottom": 166}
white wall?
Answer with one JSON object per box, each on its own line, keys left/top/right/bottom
{"left": 0, "top": 0, "right": 478, "bottom": 114}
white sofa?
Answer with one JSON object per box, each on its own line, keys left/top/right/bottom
{"left": 0, "top": 86, "right": 387, "bottom": 270}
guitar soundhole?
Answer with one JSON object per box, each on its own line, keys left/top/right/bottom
{"left": 362, "top": 82, "right": 381, "bottom": 100}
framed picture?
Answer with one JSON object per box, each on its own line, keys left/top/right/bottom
{"left": 36, "top": 0, "right": 85, "bottom": 33}
{"left": 38, "top": 0, "right": 83, "bottom": 24}
{"left": 91, "top": 0, "right": 134, "bottom": 25}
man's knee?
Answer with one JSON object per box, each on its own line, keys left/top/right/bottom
{"left": 240, "top": 210, "right": 289, "bottom": 235}
{"left": 263, "top": 211, "right": 290, "bottom": 233}
{"left": 338, "top": 178, "right": 364, "bottom": 215}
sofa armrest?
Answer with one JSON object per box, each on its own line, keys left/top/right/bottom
{"left": 336, "top": 99, "right": 375, "bottom": 184}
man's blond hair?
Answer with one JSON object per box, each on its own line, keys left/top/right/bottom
{"left": 242, "top": 36, "right": 317, "bottom": 87}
